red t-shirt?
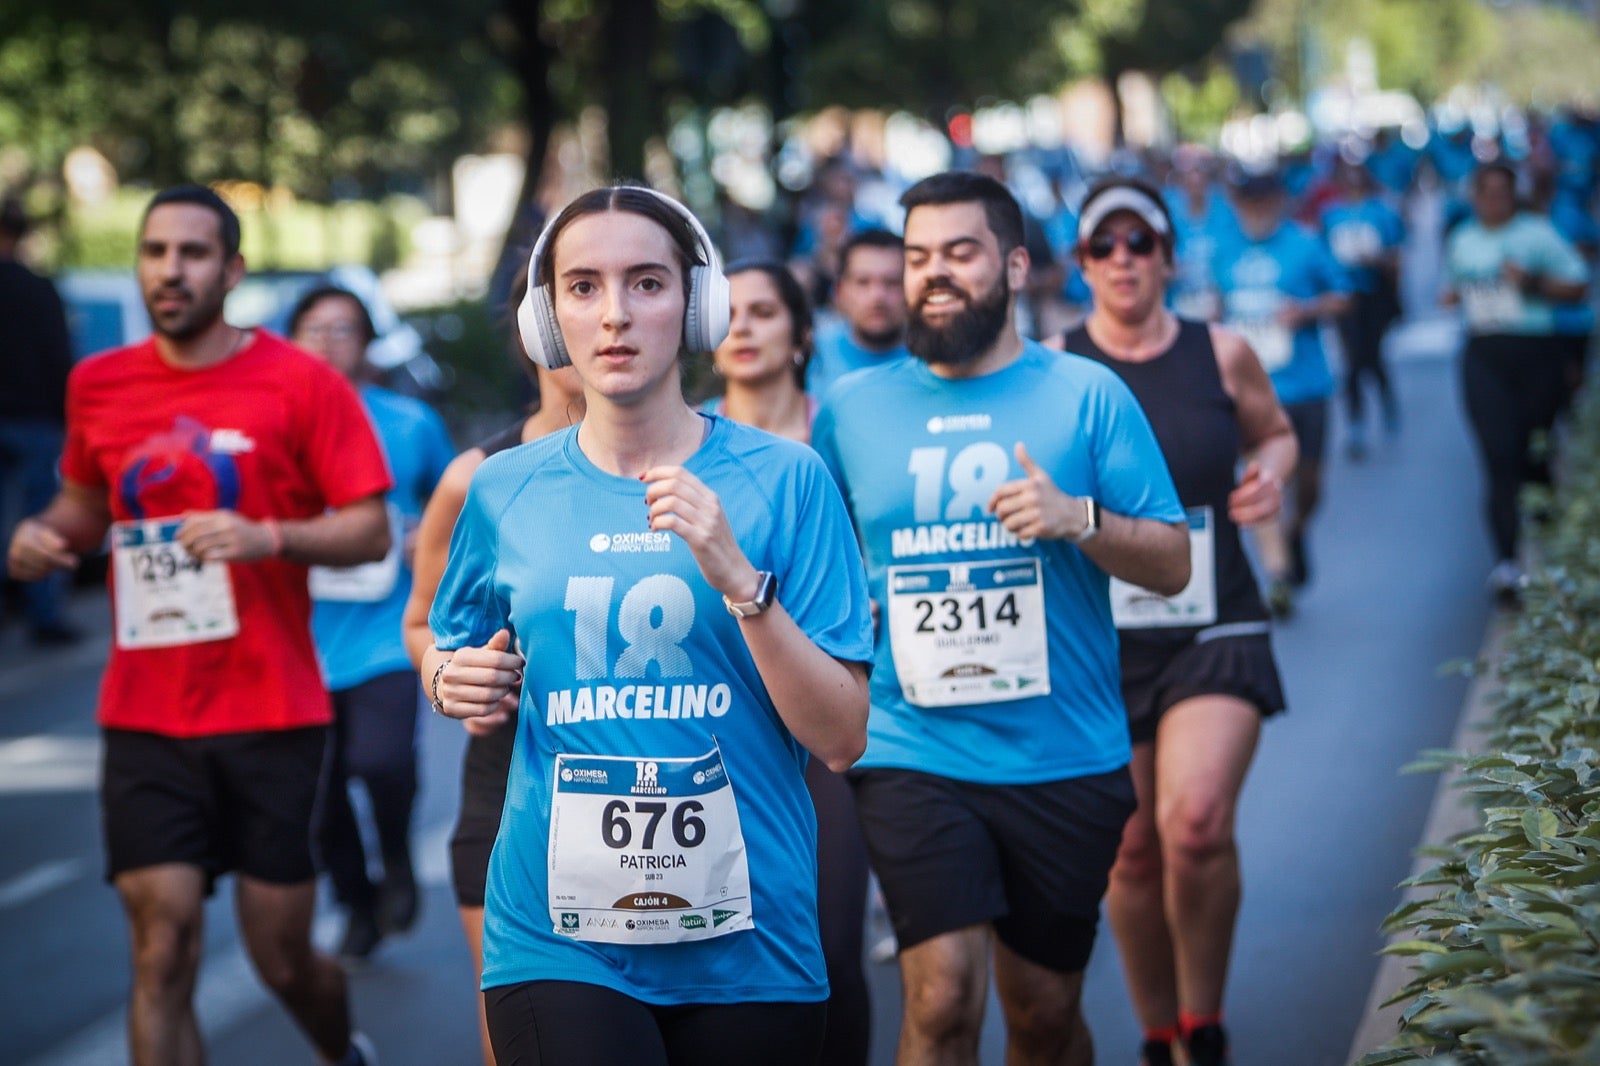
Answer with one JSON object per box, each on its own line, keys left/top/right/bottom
{"left": 62, "top": 330, "right": 394, "bottom": 737}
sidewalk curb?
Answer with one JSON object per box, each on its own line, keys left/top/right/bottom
{"left": 1344, "top": 611, "right": 1510, "bottom": 1062}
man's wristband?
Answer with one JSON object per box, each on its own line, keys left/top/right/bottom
{"left": 1071, "top": 497, "right": 1101, "bottom": 544}
{"left": 1519, "top": 272, "right": 1545, "bottom": 298}
{"left": 262, "top": 518, "right": 284, "bottom": 558}
{"left": 430, "top": 659, "right": 450, "bottom": 712}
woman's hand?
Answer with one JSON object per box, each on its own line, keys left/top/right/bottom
{"left": 431, "top": 629, "right": 523, "bottom": 721}
{"left": 642, "top": 466, "right": 762, "bottom": 602}
{"left": 1228, "top": 461, "right": 1283, "bottom": 526}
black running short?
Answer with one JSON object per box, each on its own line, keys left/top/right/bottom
{"left": 848, "top": 766, "right": 1134, "bottom": 973}
{"left": 449, "top": 715, "right": 517, "bottom": 907}
{"left": 1119, "top": 626, "right": 1287, "bottom": 744}
{"left": 1285, "top": 398, "right": 1329, "bottom": 464}
{"left": 101, "top": 726, "right": 327, "bottom": 893}
{"left": 483, "top": 980, "right": 826, "bottom": 1066}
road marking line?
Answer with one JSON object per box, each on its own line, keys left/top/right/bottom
{"left": 0, "top": 859, "right": 90, "bottom": 910}
{"left": 0, "top": 735, "right": 101, "bottom": 794}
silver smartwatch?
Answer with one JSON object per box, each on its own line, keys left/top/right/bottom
{"left": 724, "top": 571, "right": 779, "bottom": 618}
{"left": 1071, "top": 497, "right": 1101, "bottom": 544}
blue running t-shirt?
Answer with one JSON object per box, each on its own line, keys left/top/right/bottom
{"left": 431, "top": 415, "right": 873, "bottom": 1003}
{"left": 813, "top": 342, "right": 1183, "bottom": 786}
{"left": 312, "top": 384, "right": 453, "bottom": 691}
{"left": 807, "top": 320, "right": 911, "bottom": 399}
{"left": 1213, "top": 221, "right": 1353, "bottom": 405}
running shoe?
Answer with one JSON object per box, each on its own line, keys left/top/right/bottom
{"left": 1139, "top": 1038, "right": 1177, "bottom": 1066}
{"left": 1382, "top": 395, "right": 1402, "bottom": 437}
{"left": 345, "top": 1031, "right": 378, "bottom": 1066}
{"left": 1182, "top": 1023, "right": 1230, "bottom": 1066}
{"left": 377, "top": 871, "right": 419, "bottom": 934}
{"left": 1287, "top": 531, "right": 1310, "bottom": 587}
{"left": 1345, "top": 423, "right": 1368, "bottom": 462}
{"left": 338, "top": 906, "right": 383, "bottom": 962}
{"left": 1266, "top": 580, "right": 1294, "bottom": 619}
{"left": 1487, "top": 559, "right": 1526, "bottom": 607}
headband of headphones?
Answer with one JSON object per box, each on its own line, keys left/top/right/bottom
{"left": 517, "top": 187, "right": 731, "bottom": 370}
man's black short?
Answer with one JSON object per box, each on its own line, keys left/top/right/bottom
{"left": 849, "top": 765, "right": 1135, "bottom": 973}
{"left": 101, "top": 725, "right": 327, "bottom": 893}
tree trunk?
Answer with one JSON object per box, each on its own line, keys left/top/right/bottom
{"left": 603, "top": 0, "right": 659, "bottom": 180}
{"left": 497, "top": 0, "right": 560, "bottom": 279}
{"left": 1106, "top": 69, "right": 1127, "bottom": 149}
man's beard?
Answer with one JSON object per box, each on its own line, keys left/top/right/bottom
{"left": 906, "top": 275, "right": 1009, "bottom": 367}
{"left": 147, "top": 283, "right": 227, "bottom": 342}
{"left": 856, "top": 321, "right": 904, "bottom": 350}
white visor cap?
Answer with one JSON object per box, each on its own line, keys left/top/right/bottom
{"left": 1076, "top": 187, "right": 1171, "bottom": 243}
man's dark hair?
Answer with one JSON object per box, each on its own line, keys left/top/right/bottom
{"left": 1473, "top": 161, "right": 1519, "bottom": 194}
{"left": 899, "top": 172, "right": 1025, "bottom": 254}
{"left": 837, "top": 228, "right": 904, "bottom": 279}
{"left": 140, "top": 184, "right": 242, "bottom": 260}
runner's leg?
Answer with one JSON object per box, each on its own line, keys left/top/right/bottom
{"left": 458, "top": 906, "right": 493, "bottom": 1066}
{"left": 1153, "top": 695, "right": 1260, "bottom": 1017}
{"left": 115, "top": 864, "right": 207, "bottom": 1066}
{"left": 992, "top": 940, "right": 1093, "bottom": 1066}
{"left": 483, "top": 980, "right": 668, "bottom": 1066}
{"left": 896, "top": 925, "right": 991, "bottom": 1065}
{"left": 658, "top": 1000, "right": 828, "bottom": 1066}
{"left": 1106, "top": 741, "right": 1178, "bottom": 1032}
{"left": 235, "top": 876, "right": 354, "bottom": 1061}
{"left": 807, "top": 757, "right": 871, "bottom": 1065}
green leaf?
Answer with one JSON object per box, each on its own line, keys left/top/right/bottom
{"left": 1381, "top": 939, "right": 1452, "bottom": 957}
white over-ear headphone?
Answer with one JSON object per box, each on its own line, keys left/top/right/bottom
{"left": 517, "top": 186, "right": 731, "bottom": 370}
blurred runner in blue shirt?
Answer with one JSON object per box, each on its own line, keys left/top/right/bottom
{"left": 806, "top": 229, "right": 910, "bottom": 398}
{"left": 292, "top": 285, "right": 455, "bottom": 961}
{"left": 1215, "top": 172, "right": 1352, "bottom": 617}
{"left": 1164, "top": 145, "right": 1240, "bottom": 323}
{"left": 1321, "top": 158, "right": 1406, "bottom": 459}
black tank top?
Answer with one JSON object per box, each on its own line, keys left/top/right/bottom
{"left": 475, "top": 420, "right": 526, "bottom": 457}
{"left": 1064, "top": 319, "right": 1268, "bottom": 636}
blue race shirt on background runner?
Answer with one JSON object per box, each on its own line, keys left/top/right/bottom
{"left": 1320, "top": 197, "right": 1404, "bottom": 294}
{"left": 431, "top": 415, "right": 873, "bottom": 1004}
{"left": 806, "top": 320, "right": 911, "bottom": 399}
{"left": 312, "top": 384, "right": 453, "bottom": 691}
{"left": 813, "top": 342, "right": 1183, "bottom": 787}
{"left": 1213, "top": 221, "right": 1353, "bottom": 405}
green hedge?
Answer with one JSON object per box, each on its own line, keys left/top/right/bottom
{"left": 1359, "top": 389, "right": 1600, "bottom": 1064}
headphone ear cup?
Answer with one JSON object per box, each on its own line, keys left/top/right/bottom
{"left": 518, "top": 283, "right": 570, "bottom": 370}
{"left": 685, "top": 264, "right": 731, "bottom": 353}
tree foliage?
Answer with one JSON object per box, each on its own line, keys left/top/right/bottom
{"left": 795, "top": 0, "right": 1082, "bottom": 118}
{"left": 1234, "top": 0, "right": 1600, "bottom": 108}
{"left": 0, "top": 2, "right": 508, "bottom": 199}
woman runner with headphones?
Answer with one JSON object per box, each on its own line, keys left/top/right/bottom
{"left": 421, "top": 185, "right": 873, "bottom": 1065}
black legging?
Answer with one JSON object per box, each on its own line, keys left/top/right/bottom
{"left": 805, "top": 758, "right": 872, "bottom": 1066}
{"left": 484, "top": 981, "right": 826, "bottom": 1066}
{"left": 1460, "top": 333, "right": 1569, "bottom": 561}
{"left": 1337, "top": 283, "right": 1400, "bottom": 425}
{"left": 317, "top": 670, "right": 421, "bottom": 909}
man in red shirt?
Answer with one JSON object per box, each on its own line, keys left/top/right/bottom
{"left": 7, "top": 185, "right": 392, "bottom": 1066}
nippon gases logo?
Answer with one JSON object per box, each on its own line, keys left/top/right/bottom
{"left": 926, "top": 413, "right": 992, "bottom": 435}
{"left": 589, "top": 531, "right": 672, "bottom": 553}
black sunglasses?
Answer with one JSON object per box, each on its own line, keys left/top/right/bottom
{"left": 1084, "top": 228, "right": 1160, "bottom": 260}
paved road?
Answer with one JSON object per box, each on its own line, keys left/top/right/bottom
{"left": 3, "top": 189, "right": 1497, "bottom": 1066}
